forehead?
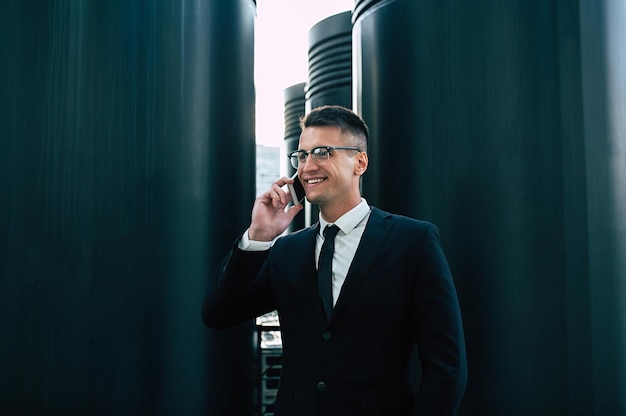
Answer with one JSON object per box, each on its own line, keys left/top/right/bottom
{"left": 298, "top": 126, "right": 346, "bottom": 148}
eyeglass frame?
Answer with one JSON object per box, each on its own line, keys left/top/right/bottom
{"left": 288, "top": 146, "right": 362, "bottom": 169}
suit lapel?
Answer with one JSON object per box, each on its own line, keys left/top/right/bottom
{"left": 331, "top": 208, "right": 393, "bottom": 321}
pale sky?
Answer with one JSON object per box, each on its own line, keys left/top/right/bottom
{"left": 255, "top": 0, "right": 354, "bottom": 149}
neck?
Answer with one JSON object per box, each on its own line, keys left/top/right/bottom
{"left": 319, "top": 197, "right": 361, "bottom": 223}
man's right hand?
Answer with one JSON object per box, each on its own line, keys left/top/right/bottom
{"left": 248, "top": 176, "right": 304, "bottom": 241}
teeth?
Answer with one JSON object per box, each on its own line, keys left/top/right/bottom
{"left": 307, "top": 178, "right": 324, "bottom": 184}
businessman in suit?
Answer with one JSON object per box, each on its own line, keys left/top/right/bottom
{"left": 202, "top": 105, "right": 467, "bottom": 415}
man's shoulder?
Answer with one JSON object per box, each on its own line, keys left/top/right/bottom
{"left": 370, "top": 206, "right": 434, "bottom": 230}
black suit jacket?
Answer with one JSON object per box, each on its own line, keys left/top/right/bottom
{"left": 202, "top": 207, "right": 467, "bottom": 415}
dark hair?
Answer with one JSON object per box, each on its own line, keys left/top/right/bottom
{"left": 300, "top": 105, "right": 369, "bottom": 152}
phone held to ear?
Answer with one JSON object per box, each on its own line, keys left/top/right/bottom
{"left": 287, "top": 172, "right": 306, "bottom": 205}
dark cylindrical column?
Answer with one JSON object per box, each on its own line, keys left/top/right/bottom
{"left": 0, "top": 0, "right": 257, "bottom": 414}
{"left": 353, "top": 0, "right": 626, "bottom": 414}
{"left": 305, "top": 11, "right": 353, "bottom": 224}
{"left": 306, "top": 11, "right": 353, "bottom": 112}
{"left": 284, "top": 82, "right": 306, "bottom": 231}
{"left": 196, "top": 1, "right": 257, "bottom": 415}
{"left": 579, "top": 0, "right": 626, "bottom": 413}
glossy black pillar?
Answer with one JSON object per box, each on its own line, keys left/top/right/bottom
{"left": 0, "top": 0, "right": 257, "bottom": 414}
{"left": 353, "top": 0, "right": 626, "bottom": 414}
{"left": 200, "top": 1, "right": 257, "bottom": 415}
{"left": 306, "top": 11, "right": 353, "bottom": 111}
{"left": 305, "top": 11, "right": 353, "bottom": 224}
{"left": 284, "top": 82, "right": 306, "bottom": 231}
{"left": 579, "top": 0, "right": 626, "bottom": 412}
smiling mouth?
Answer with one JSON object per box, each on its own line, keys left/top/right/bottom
{"left": 306, "top": 178, "right": 325, "bottom": 184}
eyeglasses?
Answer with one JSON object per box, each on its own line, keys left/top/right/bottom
{"left": 288, "top": 146, "right": 361, "bottom": 169}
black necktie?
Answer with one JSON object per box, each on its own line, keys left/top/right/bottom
{"left": 318, "top": 224, "right": 339, "bottom": 320}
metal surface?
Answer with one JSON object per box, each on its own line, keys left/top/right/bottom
{"left": 353, "top": 0, "right": 626, "bottom": 414}
{"left": 305, "top": 11, "right": 354, "bottom": 225}
{"left": 0, "top": 0, "right": 257, "bottom": 414}
{"left": 284, "top": 82, "right": 306, "bottom": 231}
{"left": 306, "top": 11, "right": 353, "bottom": 111}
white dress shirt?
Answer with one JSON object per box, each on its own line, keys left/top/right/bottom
{"left": 240, "top": 199, "right": 372, "bottom": 306}
{"left": 316, "top": 199, "right": 371, "bottom": 306}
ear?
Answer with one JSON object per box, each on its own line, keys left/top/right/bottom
{"left": 354, "top": 152, "right": 368, "bottom": 176}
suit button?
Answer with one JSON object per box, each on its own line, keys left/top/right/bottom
{"left": 316, "top": 382, "right": 327, "bottom": 392}
{"left": 322, "top": 331, "right": 332, "bottom": 341}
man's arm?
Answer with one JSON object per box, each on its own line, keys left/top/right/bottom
{"left": 201, "top": 240, "right": 272, "bottom": 329}
{"left": 201, "top": 177, "right": 303, "bottom": 329}
{"left": 413, "top": 224, "right": 467, "bottom": 415}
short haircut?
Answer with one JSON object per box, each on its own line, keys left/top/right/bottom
{"left": 300, "top": 105, "right": 368, "bottom": 152}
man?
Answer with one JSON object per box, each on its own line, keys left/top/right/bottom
{"left": 202, "top": 105, "right": 467, "bottom": 415}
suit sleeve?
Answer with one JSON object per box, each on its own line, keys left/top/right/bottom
{"left": 201, "top": 238, "right": 277, "bottom": 330}
{"left": 413, "top": 224, "right": 468, "bottom": 415}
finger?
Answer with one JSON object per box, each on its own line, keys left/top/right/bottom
{"left": 272, "top": 176, "right": 290, "bottom": 188}
{"left": 285, "top": 202, "right": 304, "bottom": 219}
{"left": 266, "top": 188, "right": 277, "bottom": 207}
{"left": 271, "top": 183, "right": 288, "bottom": 206}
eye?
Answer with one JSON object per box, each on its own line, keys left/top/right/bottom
{"left": 312, "top": 147, "right": 330, "bottom": 158}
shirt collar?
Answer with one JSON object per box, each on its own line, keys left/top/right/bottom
{"left": 319, "top": 198, "right": 371, "bottom": 236}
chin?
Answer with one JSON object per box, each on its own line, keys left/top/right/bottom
{"left": 305, "top": 194, "right": 321, "bottom": 205}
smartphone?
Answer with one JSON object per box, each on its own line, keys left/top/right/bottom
{"left": 287, "top": 172, "right": 306, "bottom": 205}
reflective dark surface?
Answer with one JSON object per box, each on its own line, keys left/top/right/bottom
{"left": 0, "top": 0, "right": 257, "bottom": 414}
{"left": 354, "top": 0, "right": 626, "bottom": 414}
